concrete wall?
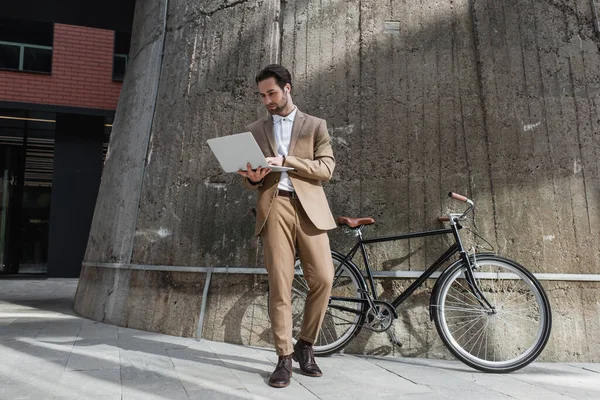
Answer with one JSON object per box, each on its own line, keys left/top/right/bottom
{"left": 74, "top": 0, "right": 600, "bottom": 361}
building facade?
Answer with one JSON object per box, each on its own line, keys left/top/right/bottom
{"left": 0, "top": 18, "right": 129, "bottom": 277}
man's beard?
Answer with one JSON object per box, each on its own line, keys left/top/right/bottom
{"left": 266, "top": 97, "right": 288, "bottom": 115}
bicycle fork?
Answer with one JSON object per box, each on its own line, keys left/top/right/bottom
{"left": 452, "top": 220, "right": 496, "bottom": 314}
{"left": 463, "top": 251, "right": 496, "bottom": 314}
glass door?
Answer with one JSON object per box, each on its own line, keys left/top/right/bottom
{"left": 1, "top": 109, "right": 54, "bottom": 275}
{"left": 0, "top": 145, "right": 21, "bottom": 273}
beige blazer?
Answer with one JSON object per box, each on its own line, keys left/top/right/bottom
{"left": 243, "top": 110, "right": 337, "bottom": 237}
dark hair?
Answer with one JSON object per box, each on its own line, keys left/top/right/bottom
{"left": 255, "top": 64, "right": 292, "bottom": 90}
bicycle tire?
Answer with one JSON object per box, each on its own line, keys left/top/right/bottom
{"left": 432, "top": 254, "right": 552, "bottom": 373}
{"left": 291, "top": 251, "right": 367, "bottom": 356}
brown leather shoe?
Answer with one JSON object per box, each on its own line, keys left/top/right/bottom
{"left": 268, "top": 355, "right": 293, "bottom": 388}
{"left": 293, "top": 339, "right": 323, "bottom": 377}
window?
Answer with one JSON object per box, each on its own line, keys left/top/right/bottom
{"left": 113, "top": 31, "right": 131, "bottom": 81}
{"left": 0, "top": 18, "right": 53, "bottom": 74}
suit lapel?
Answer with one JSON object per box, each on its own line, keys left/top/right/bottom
{"left": 288, "top": 110, "right": 305, "bottom": 156}
{"left": 262, "top": 116, "right": 277, "bottom": 156}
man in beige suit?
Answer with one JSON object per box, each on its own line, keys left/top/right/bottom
{"left": 237, "top": 64, "right": 336, "bottom": 388}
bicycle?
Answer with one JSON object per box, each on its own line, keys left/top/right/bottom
{"left": 291, "top": 192, "right": 552, "bottom": 373}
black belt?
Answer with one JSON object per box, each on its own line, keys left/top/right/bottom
{"left": 277, "top": 189, "right": 298, "bottom": 199}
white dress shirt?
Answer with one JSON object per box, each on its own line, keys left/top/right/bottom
{"left": 272, "top": 107, "right": 297, "bottom": 192}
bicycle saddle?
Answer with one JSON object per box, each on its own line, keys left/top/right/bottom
{"left": 337, "top": 217, "right": 376, "bottom": 228}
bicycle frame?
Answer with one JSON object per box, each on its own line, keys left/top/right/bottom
{"left": 331, "top": 219, "right": 494, "bottom": 314}
{"left": 309, "top": 192, "right": 552, "bottom": 372}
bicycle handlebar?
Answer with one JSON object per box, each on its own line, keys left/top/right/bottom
{"left": 449, "top": 192, "right": 475, "bottom": 206}
{"left": 439, "top": 191, "right": 475, "bottom": 224}
{"left": 449, "top": 192, "right": 468, "bottom": 202}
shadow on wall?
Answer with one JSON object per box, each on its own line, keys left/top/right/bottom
{"left": 125, "top": 0, "right": 600, "bottom": 272}
{"left": 86, "top": 0, "right": 600, "bottom": 358}
{"left": 126, "top": 0, "right": 491, "bottom": 269}
{"left": 219, "top": 277, "right": 272, "bottom": 346}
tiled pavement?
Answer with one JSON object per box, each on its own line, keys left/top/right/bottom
{"left": 0, "top": 279, "right": 598, "bottom": 400}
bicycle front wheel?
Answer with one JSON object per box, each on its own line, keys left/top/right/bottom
{"left": 432, "top": 255, "right": 552, "bottom": 373}
{"left": 291, "top": 251, "right": 367, "bottom": 356}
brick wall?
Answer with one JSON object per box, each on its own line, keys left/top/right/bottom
{"left": 0, "top": 24, "right": 122, "bottom": 110}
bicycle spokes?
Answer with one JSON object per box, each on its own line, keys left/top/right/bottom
{"left": 433, "top": 256, "right": 551, "bottom": 372}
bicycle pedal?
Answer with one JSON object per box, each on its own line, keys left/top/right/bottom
{"left": 387, "top": 329, "right": 403, "bottom": 348}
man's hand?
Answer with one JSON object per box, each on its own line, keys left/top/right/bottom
{"left": 237, "top": 162, "right": 271, "bottom": 183}
{"left": 266, "top": 156, "right": 284, "bottom": 167}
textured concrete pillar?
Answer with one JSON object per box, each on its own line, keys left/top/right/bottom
{"left": 75, "top": 0, "right": 600, "bottom": 361}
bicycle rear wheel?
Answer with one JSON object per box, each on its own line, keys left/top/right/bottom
{"left": 291, "top": 251, "right": 367, "bottom": 356}
{"left": 432, "top": 255, "right": 551, "bottom": 373}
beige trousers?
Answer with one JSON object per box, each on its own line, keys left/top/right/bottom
{"left": 261, "top": 194, "right": 334, "bottom": 356}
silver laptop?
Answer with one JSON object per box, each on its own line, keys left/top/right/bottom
{"left": 207, "top": 132, "right": 294, "bottom": 173}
